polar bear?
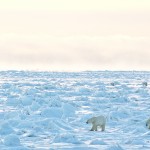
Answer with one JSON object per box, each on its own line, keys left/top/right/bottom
{"left": 146, "top": 118, "right": 150, "bottom": 129}
{"left": 86, "top": 115, "right": 106, "bottom": 131}
{"left": 142, "top": 81, "right": 148, "bottom": 87}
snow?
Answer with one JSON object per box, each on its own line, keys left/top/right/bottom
{"left": 4, "top": 134, "right": 20, "bottom": 146}
{"left": 0, "top": 71, "right": 150, "bottom": 149}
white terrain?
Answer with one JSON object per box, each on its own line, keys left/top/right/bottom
{"left": 0, "top": 71, "right": 150, "bottom": 150}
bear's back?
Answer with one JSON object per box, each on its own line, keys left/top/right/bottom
{"left": 95, "top": 115, "right": 106, "bottom": 125}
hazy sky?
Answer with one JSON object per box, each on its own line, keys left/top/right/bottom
{"left": 0, "top": 0, "right": 150, "bottom": 71}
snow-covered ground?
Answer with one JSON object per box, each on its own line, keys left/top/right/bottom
{"left": 0, "top": 71, "right": 150, "bottom": 150}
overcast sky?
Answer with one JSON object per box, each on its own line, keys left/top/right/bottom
{"left": 0, "top": 0, "right": 150, "bottom": 71}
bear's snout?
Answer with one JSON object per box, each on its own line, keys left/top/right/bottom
{"left": 86, "top": 121, "right": 88, "bottom": 124}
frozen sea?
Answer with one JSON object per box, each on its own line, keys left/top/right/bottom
{"left": 0, "top": 71, "right": 150, "bottom": 150}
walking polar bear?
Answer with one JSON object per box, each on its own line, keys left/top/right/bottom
{"left": 86, "top": 115, "right": 106, "bottom": 131}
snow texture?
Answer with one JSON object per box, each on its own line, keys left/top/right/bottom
{"left": 0, "top": 71, "right": 150, "bottom": 150}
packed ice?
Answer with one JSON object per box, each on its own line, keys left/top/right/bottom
{"left": 0, "top": 71, "right": 150, "bottom": 150}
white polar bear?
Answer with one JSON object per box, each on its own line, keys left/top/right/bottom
{"left": 142, "top": 81, "right": 148, "bottom": 86}
{"left": 146, "top": 118, "right": 150, "bottom": 129}
{"left": 86, "top": 115, "right": 106, "bottom": 131}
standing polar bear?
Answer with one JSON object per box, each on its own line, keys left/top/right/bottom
{"left": 86, "top": 115, "right": 106, "bottom": 131}
{"left": 146, "top": 118, "right": 150, "bottom": 129}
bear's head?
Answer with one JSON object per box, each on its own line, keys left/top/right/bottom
{"left": 86, "top": 117, "right": 96, "bottom": 124}
{"left": 146, "top": 118, "right": 150, "bottom": 129}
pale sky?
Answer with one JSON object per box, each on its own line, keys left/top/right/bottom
{"left": 0, "top": 0, "right": 150, "bottom": 71}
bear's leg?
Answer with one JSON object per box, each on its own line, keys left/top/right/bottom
{"left": 101, "top": 124, "right": 105, "bottom": 131}
{"left": 95, "top": 125, "right": 98, "bottom": 131}
{"left": 90, "top": 125, "right": 94, "bottom": 131}
{"left": 90, "top": 124, "right": 97, "bottom": 131}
